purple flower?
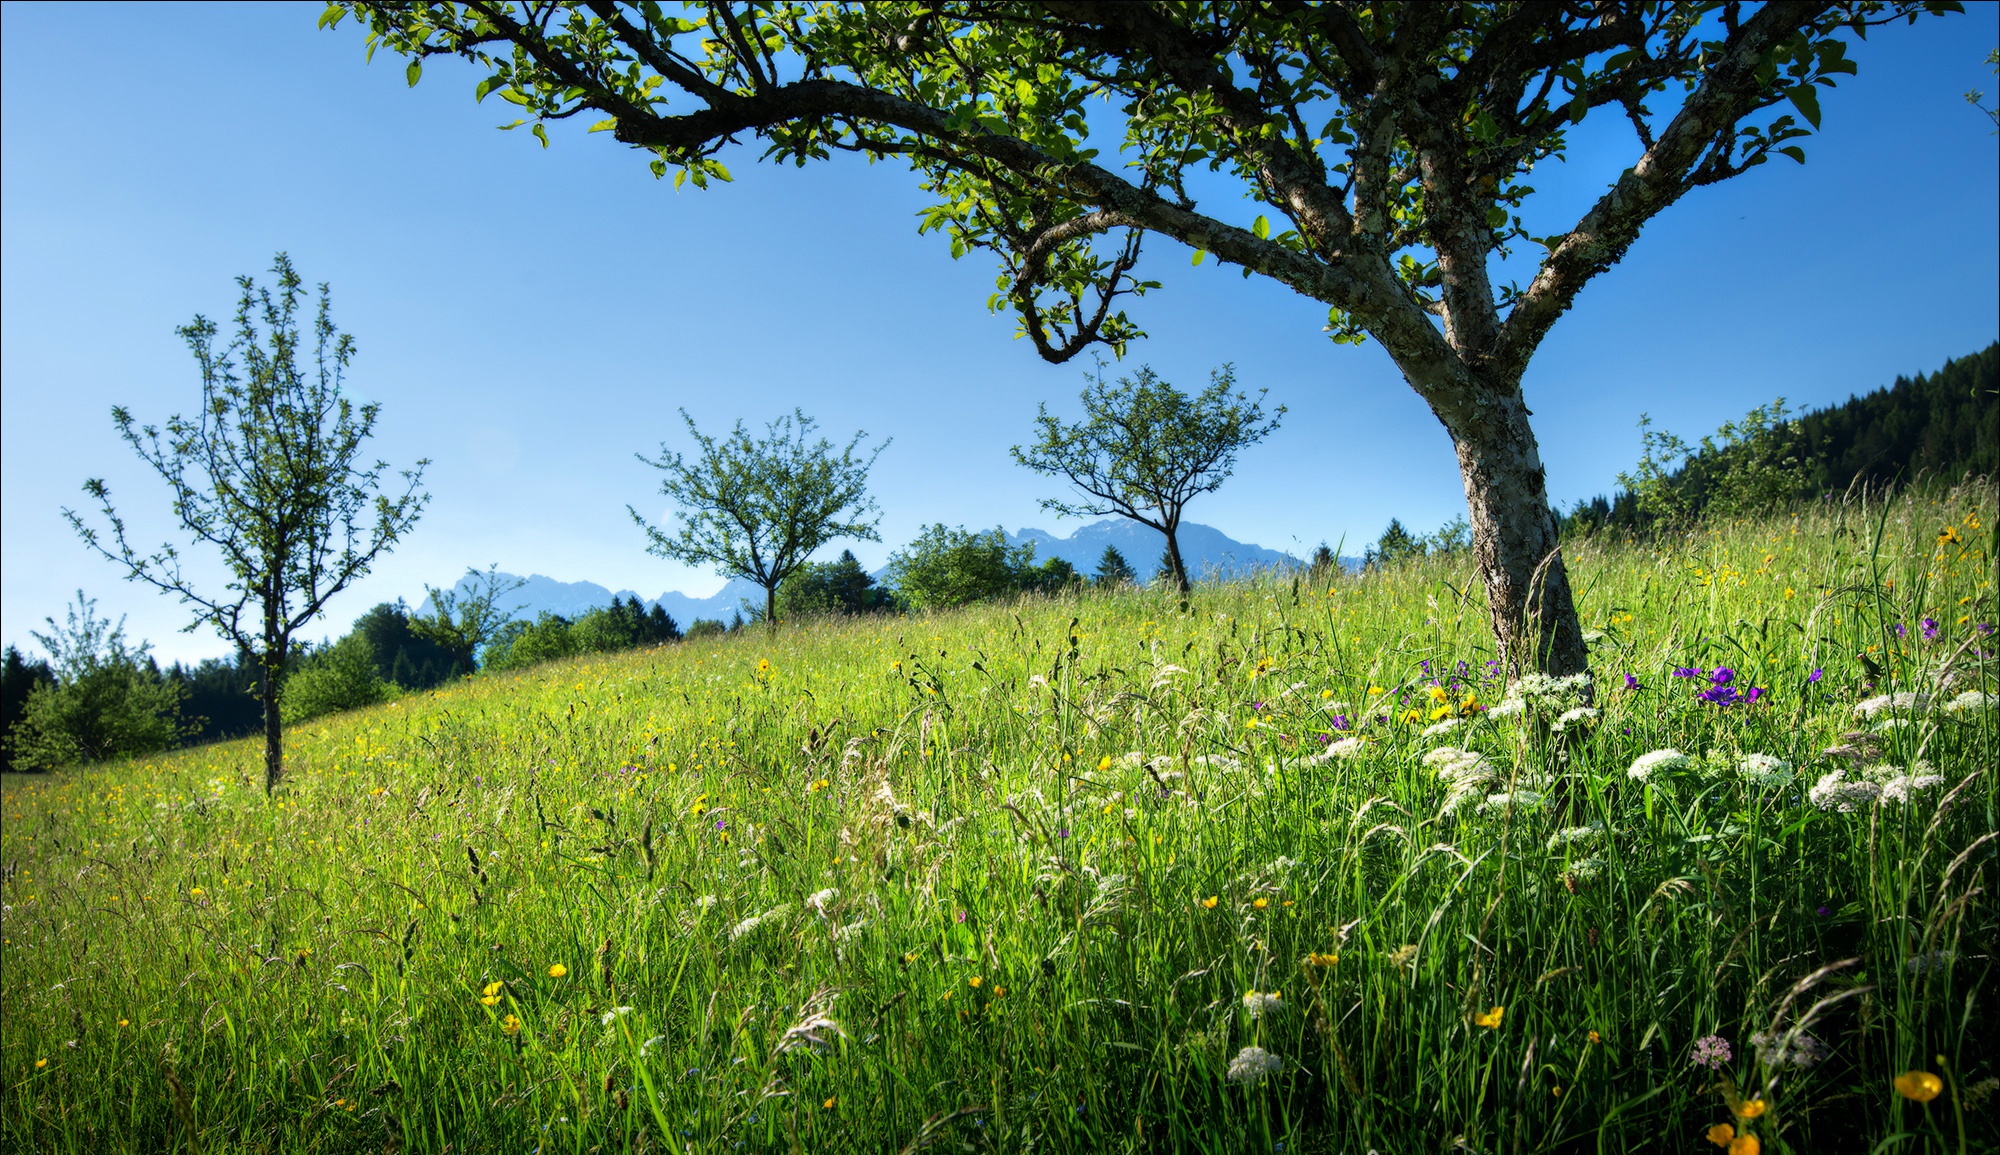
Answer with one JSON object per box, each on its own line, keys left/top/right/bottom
{"left": 955, "top": 909, "right": 968, "bottom": 924}
{"left": 1057, "top": 828, "right": 1070, "bottom": 839}
{"left": 1328, "top": 714, "right": 1351, "bottom": 731}
{"left": 1979, "top": 623, "right": 1996, "bottom": 636}
{"left": 1893, "top": 622, "right": 1907, "bottom": 638}
{"left": 1744, "top": 686, "right": 1766, "bottom": 704}
{"left": 1691, "top": 1035, "right": 1733, "bottom": 1070}
{"left": 714, "top": 819, "right": 727, "bottom": 831}
{"left": 1697, "top": 685, "right": 1742, "bottom": 706}
{"left": 1672, "top": 667, "right": 1702, "bottom": 679}
{"left": 1921, "top": 618, "right": 1939, "bottom": 640}
{"left": 1816, "top": 905, "right": 1832, "bottom": 917}
{"left": 1709, "top": 667, "right": 1735, "bottom": 687}
{"left": 1623, "top": 673, "right": 1641, "bottom": 691}
{"left": 1807, "top": 668, "right": 1824, "bottom": 684}
{"left": 1249, "top": 701, "right": 1267, "bottom": 712}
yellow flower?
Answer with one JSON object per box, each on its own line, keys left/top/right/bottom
{"left": 1367, "top": 685, "right": 1385, "bottom": 696}
{"left": 548, "top": 964, "right": 568, "bottom": 978}
{"left": 1729, "top": 1136, "right": 1760, "bottom": 1155}
{"left": 1252, "top": 897, "right": 1269, "bottom": 909}
{"left": 1474, "top": 1006, "right": 1504, "bottom": 1029}
{"left": 189, "top": 887, "right": 204, "bottom": 898}
{"left": 501, "top": 1014, "right": 522, "bottom": 1034}
{"left": 823, "top": 1097, "right": 837, "bottom": 1110}
{"left": 1706, "top": 1123, "right": 1735, "bottom": 1148}
{"left": 1587, "top": 1030, "right": 1601, "bottom": 1045}
{"left": 1201, "top": 895, "right": 1219, "bottom": 910}
{"left": 1306, "top": 952, "right": 1339, "bottom": 967}
{"left": 1894, "top": 1070, "right": 1943, "bottom": 1102}
{"left": 1097, "top": 755, "right": 1112, "bottom": 771}
{"left": 482, "top": 980, "right": 504, "bottom": 997}
{"left": 968, "top": 976, "right": 982, "bottom": 988}
{"left": 35, "top": 1058, "right": 47, "bottom": 1069}
{"left": 117, "top": 1019, "right": 130, "bottom": 1028}
{"left": 1428, "top": 686, "right": 1449, "bottom": 703}
{"left": 992, "top": 986, "right": 1007, "bottom": 997}
{"left": 1734, "top": 1099, "right": 1766, "bottom": 1119}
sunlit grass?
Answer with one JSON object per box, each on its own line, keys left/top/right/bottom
{"left": 3, "top": 482, "right": 1994, "bottom": 1153}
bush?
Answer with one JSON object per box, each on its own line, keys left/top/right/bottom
{"left": 483, "top": 612, "right": 578, "bottom": 671}
{"left": 777, "top": 550, "right": 893, "bottom": 619}
{"left": 886, "top": 524, "right": 1035, "bottom": 610}
{"left": 280, "top": 633, "right": 392, "bottom": 725}
{"left": 5, "top": 594, "right": 187, "bottom": 769}
{"left": 685, "top": 619, "right": 727, "bottom": 640}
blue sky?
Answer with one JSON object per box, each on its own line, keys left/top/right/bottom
{"left": 3, "top": 2, "right": 1995, "bottom": 665}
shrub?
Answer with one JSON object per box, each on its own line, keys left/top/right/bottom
{"left": 280, "top": 633, "right": 392, "bottom": 725}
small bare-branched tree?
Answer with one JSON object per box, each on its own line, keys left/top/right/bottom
{"left": 66, "top": 254, "right": 429, "bottom": 794}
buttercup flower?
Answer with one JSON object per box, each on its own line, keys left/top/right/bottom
{"left": 1474, "top": 1006, "right": 1504, "bottom": 1029}
{"left": 547, "top": 964, "right": 568, "bottom": 978}
{"left": 1894, "top": 1071, "right": 1943, "bottom": 1102}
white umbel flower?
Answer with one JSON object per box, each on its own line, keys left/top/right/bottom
{"left": 1627, "top": 748, "right": 1691, "bottom": 782}
{"left": 1852, "top": 692, "right": 1930, "bottom": 720}
{"left": 1226, "top": 1045, "right": 1282, "bottom": 1084}
{"left": 1241, "top": 990, "right": 1283, "bottom": 1019}
{"left": 1735, "top": 753, "right": 1794, "bottom": 788}
{"left": 1808, "top": 770, "right": 1880, "bottom": 812}
{"left": 1944, "top": 690, "right": 1997, "bottom": 717}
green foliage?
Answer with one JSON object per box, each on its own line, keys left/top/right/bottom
{"left": 572, "top": 597, "right": 681, "bottom": 653}
{"left": 279, "top": 632, "right": 393, "bottom": 726}
{"left": 1012, "top": 363, "right": 1280, "bottom": 593}
{"left": 684, "top": 619, "right": 727, "bottom": 641}
{"left": 64, "top": 253, "right": 429, "bottom": 793}
{"left": 885, "top": 524, "right": 1035, "bottom": 611}
{"left": 1, "top": 647, "right": 56, "bottom": 771}
{"left": 167, "top": 653, "right": 264, "bottom": 745}
{"left": 411, "top": 566, "right": 526, "bottom": 671}
{"left": 1365, "top": 516, "right": 1469, "bottom": 569}
{"left": 5, "top": 593, "right": 187, "bottom": 770}
{"left": 349, "top": 602, "right": 462, "bottom": 689}
{"left": 1093, "top": 545, "right": 1137, "bottom": 588}
{"left": 631, "top": 410, "right": 887, "bottom": 626}
{"left": 482, "top": 613, "right": 578, "bottom": 672}
{"left": 776, "top": 550, "right": 892, "bottom": 620}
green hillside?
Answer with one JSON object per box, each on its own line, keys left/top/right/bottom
{"left": 3, "top": 482, "right": 1995, "bottom": 1153}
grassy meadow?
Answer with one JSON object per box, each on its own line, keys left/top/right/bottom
{"left": 3, "top": 483, "right": 1995, "bottom": 1154}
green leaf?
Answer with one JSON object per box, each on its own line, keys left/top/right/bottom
{"left": 406, "top": 59, "right": 422, "bottom": 88}
{"left": 1487, "top": 207, "right": 1508, "bottom": 227}
{"left": 588, "top": 118, "right": 618, "bottom": 133}
{"left": 1776, "top": 145, "right": 1807, "bottom": 164}
{"left": 531, "top": 123, "right": 550, "bottom": 149}
{"left": 1251, "top": 215, "right": 1270, "bottom": 240}
{"left": 1191, "top": 250, "right": 1206, "bottom": 266}
{"left": 1785, "top": 84, "right": 1821, "bottom": 130}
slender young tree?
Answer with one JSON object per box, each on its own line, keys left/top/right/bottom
{"left": 330, "top": 0, "right": 1954, "bottom": 682}
{"left": 66, "top": 254, "right": 429, "bottom": 793}
{"left": 411, "top": 564, "right": 527, "bottom": 672}
{"left": 1013, "top": 364, "right": 1282, "bottom": 595}
{"left": 630, "top": 410, "right": 887, "bottom": 625}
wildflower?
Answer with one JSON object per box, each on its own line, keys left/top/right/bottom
{"left": 1944, "top": 690, "right": 1997, "bottom": 717}
{"left": 1623, "top": 672, "right": 1641, "bottom": 691}
{"left": 1478, "top": 790, "right": 1546, "bottom": 815}
{"left": 1242, "top": 990, "right": 1283, "bottom": 1019}
{"left": 1691, "top": 1035, "right": 1733, "bottom": 1069}
{"left": 35, "top": 1059, "right": 47, "bottom": 1069}
{"left": 1305, "top": 952, "right": 1339, "bottom": 967}
{"left": 1879, "top": 771, "right": 1943, "bottom": 805}
{"left": 1201, "top": 895, "right": 1219, "bottom": 909}
{"left": 1707, "top": 1123, "right": 1736, "bottom": 1147}
{"left": 824, "top": 1097, "right": 837, "bottom": 1110}
{"left": 1807, "top": 668, "right": 1823, "bottom": 684}
{"left": 547, "top": 964, "right": 567, "bottom": 978}
{"left": 1547, "top": 822, "right": 1605, "bottom": 851}
{"left": 1735, "top": 1099, "right": 1767, "bottom": 1119}
{"left": 1735, "top": 754, "right": 1793, "bottom": 789}
{"left": 1852, "top": 692, "right": 1929, "bottom": 720}
{"left": 480, "top": 979, "right": 504, "bottom": 1006}
{"left": 1553, "top": 706, "right": 1599, "bottom": 731}
{"left": 1251, "top": 897, "right": 1269, "bottom": 910}
{"left": 1316, "top": 736, "right": 1366, "bottom": 760}
{"left": 1564, "top": 856, "right": 1607, "bottom": 882}
{"left": 1730, "top": 1136, "right": 1761, "bottom": 1155}
{"left": 1587, "top": 1030, "right": 1601, "bottom": 1045}
{"left": 1226, "top": 1045, "right": 1282, "bottom": 1084}
{"left": 1894, "top": 1070, "right": 1943, "bottom": 1102}
{"left": 1904, "top": 949, "right": 1954, "bottom": 974}
{"left": 1749, "top": 1029, "right": 1825, "bottom": 1069}
{"left": 1808, "top": 770, "right": 1881, "bottom": 812}
{"left": 1421, "top": 717, "right": 1462, "bottom": 738}
{"left": 1474, "top": 1006, "right": 1504, "bottom": 1029}
{"left": 806, "top": 888, "right": 839, "bottom": 914}
{"left": 601, "top": 1006, "right": 634, "bottom": 1026}
{"left": 501, "top": 1014, "right": 522, "bottom": 1033}
{"left": 1628, "top": 749, "right": 1691, "bottom": 782}
{"left": 968, "top": 976, "right": 982, "bottom": 988}
{"left": 117, "top": 1019, "right": 130, "bottom": 1028}
{"left": 1921, "top": 618, "right": 1939, "bottom": 640}
{"left": 189, "top": 887, "right": 204, "bottom": 898}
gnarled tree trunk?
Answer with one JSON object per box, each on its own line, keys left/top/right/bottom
{"left": 1445, "top": 380, "right": 1589, "bottom": 686}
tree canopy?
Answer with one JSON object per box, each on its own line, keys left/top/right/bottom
{"left": 330, "top": 0, "right": 1957, "bottom": 680}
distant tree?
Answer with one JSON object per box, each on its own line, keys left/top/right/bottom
{"left": 573, "top": 599, "right": 644, "bottom": 653}
{"left": 485, "top": 612, "right": 577, "bottom": 671}
{"left": 412, "top": 566, "right": 525, "bottom": 672}
{"left": 1020, "top": 556, "right": 1084, "bottom": 596}
{"left": 1307, "top": 543, "right": 1339, "bottom": 581}
{"left": 887, "top": 525, "right": 1035, "bottom": 610}
{"left": 1013, "top": 364, "right": 1281, "bottom": 596}
{"left": 728, "top": 610, "right": 747, "bottom": 633}
{"left": 349, "top": 602, "right": 458, "bottom": 689}
{"left": 1094, "top": 545, "right": 1138, "bottom": 588}
{"left": 631, "top": 410, "right": 887, "bottom": 627}
{"left": 778, "top": 549, "right": 892, "bottom": 619}
{"left": 339, "top": 0, "right": 1951, "bottom": 683}
{"left": 686, "top": 619, "right": 727, "bottom": 640}
{"left": 646, "top": 604, "right": 683, "bottom": 644}
{"left": 169, "top": 652, "right": 264, "bottom": 745}
{"left": 7, "top": 593, "right": 188, "bottom": 770}
{"left": 2, "top": 646, "right": 57, "bottom": 771}
{"left": 281, "top": 631, "right": 393, "bottom": 725}
{"left": 1364, "top": 519, "right": 1426, "bottom": 569}
{"left": 65, "top": 254, "right": 428, "bottom": 793}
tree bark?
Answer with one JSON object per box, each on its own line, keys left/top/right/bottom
{"left": 1447, "top": 386, "right": 1589, "bottom": 686}
{"left": 1162, "top": 524, "right": 1191, "bottom": 596}
{"left": 260, "top": 644, "right": 285, "bottom": 795}
{"left": 764, "top": 583, "right": 779, "bottom": 628}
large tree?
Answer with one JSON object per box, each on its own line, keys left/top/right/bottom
{"left": 66, "top": 254, "right": 429, "bottom": 793}
{"left": 1013, "top": 362, "right": 1281, "bottom": 595}
{"left": 329, "top": 0, "right": 1954, "bottom": 680}
{"left": 631, "top": 409, "right": 887, "bottom": 625}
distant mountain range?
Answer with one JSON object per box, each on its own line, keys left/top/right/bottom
{"left": 421, "top": 520, "right": 1340, "bottom": 627}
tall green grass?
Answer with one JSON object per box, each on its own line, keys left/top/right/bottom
{"left": 4, "top": 483, "right": 1994, "bottom": 1153}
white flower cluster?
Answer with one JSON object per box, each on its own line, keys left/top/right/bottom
{"left": 1226, "top": 1045, "right": 1282, "bottom": 1084}
{"left": 806, "top": 887, "right": 839, "bottom": 914}
{"left": 1552, "top": 706, "right": 1600, "bottom": 733}
{"left": 1565, "top": 856, "right": 1606, "bottom": 882}
{"left": 1421, "top": 717, "right": 1464, "bottom": 738}
{"left": 1944, "top": 690, "right": 1997, "bottom": 717}
{"left": 1516, "top": 672, "right": 1595, "bottom": 706}
{"left": 600, "top": 1005, "right": 635, "bottom": 1026}
{"left": 1426, "top": 746, "right": 1497, "bottom": 814}
{"left": 1241, "top": 990, "right": 1283, "bottom": 1019}
{"left": 1905, "top": 949, "right": 1954, "bottom": 974}
{"left": 1852, "top": 691, "right": 1930, "bottom": 720}
{"left": 1749, "top": 1029, "right": 1826, "bottom": 1069}
{"left": 1483, "top": 697, "right": 1529, "bottom": 719}
{"left": 1735, "top": 753, "right": 1794, "bottom": 789}
{"left": 1314, "top": 736, "right": 1368, "bottom": 762}
{"left": 1809, "top": 761, "right": 1943, "bottom": 811}
{"left": 729, "top": 904, "right": 791, "bottom": 942}
{"left": 1479, "top": 790, "right": 1547, "bottom": 815}
{"left": 1627, "top": 748, "right": 1691, "bottom": 782}
{"left": 1547, "top": 821, "right": 1607, "bottom": 851}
